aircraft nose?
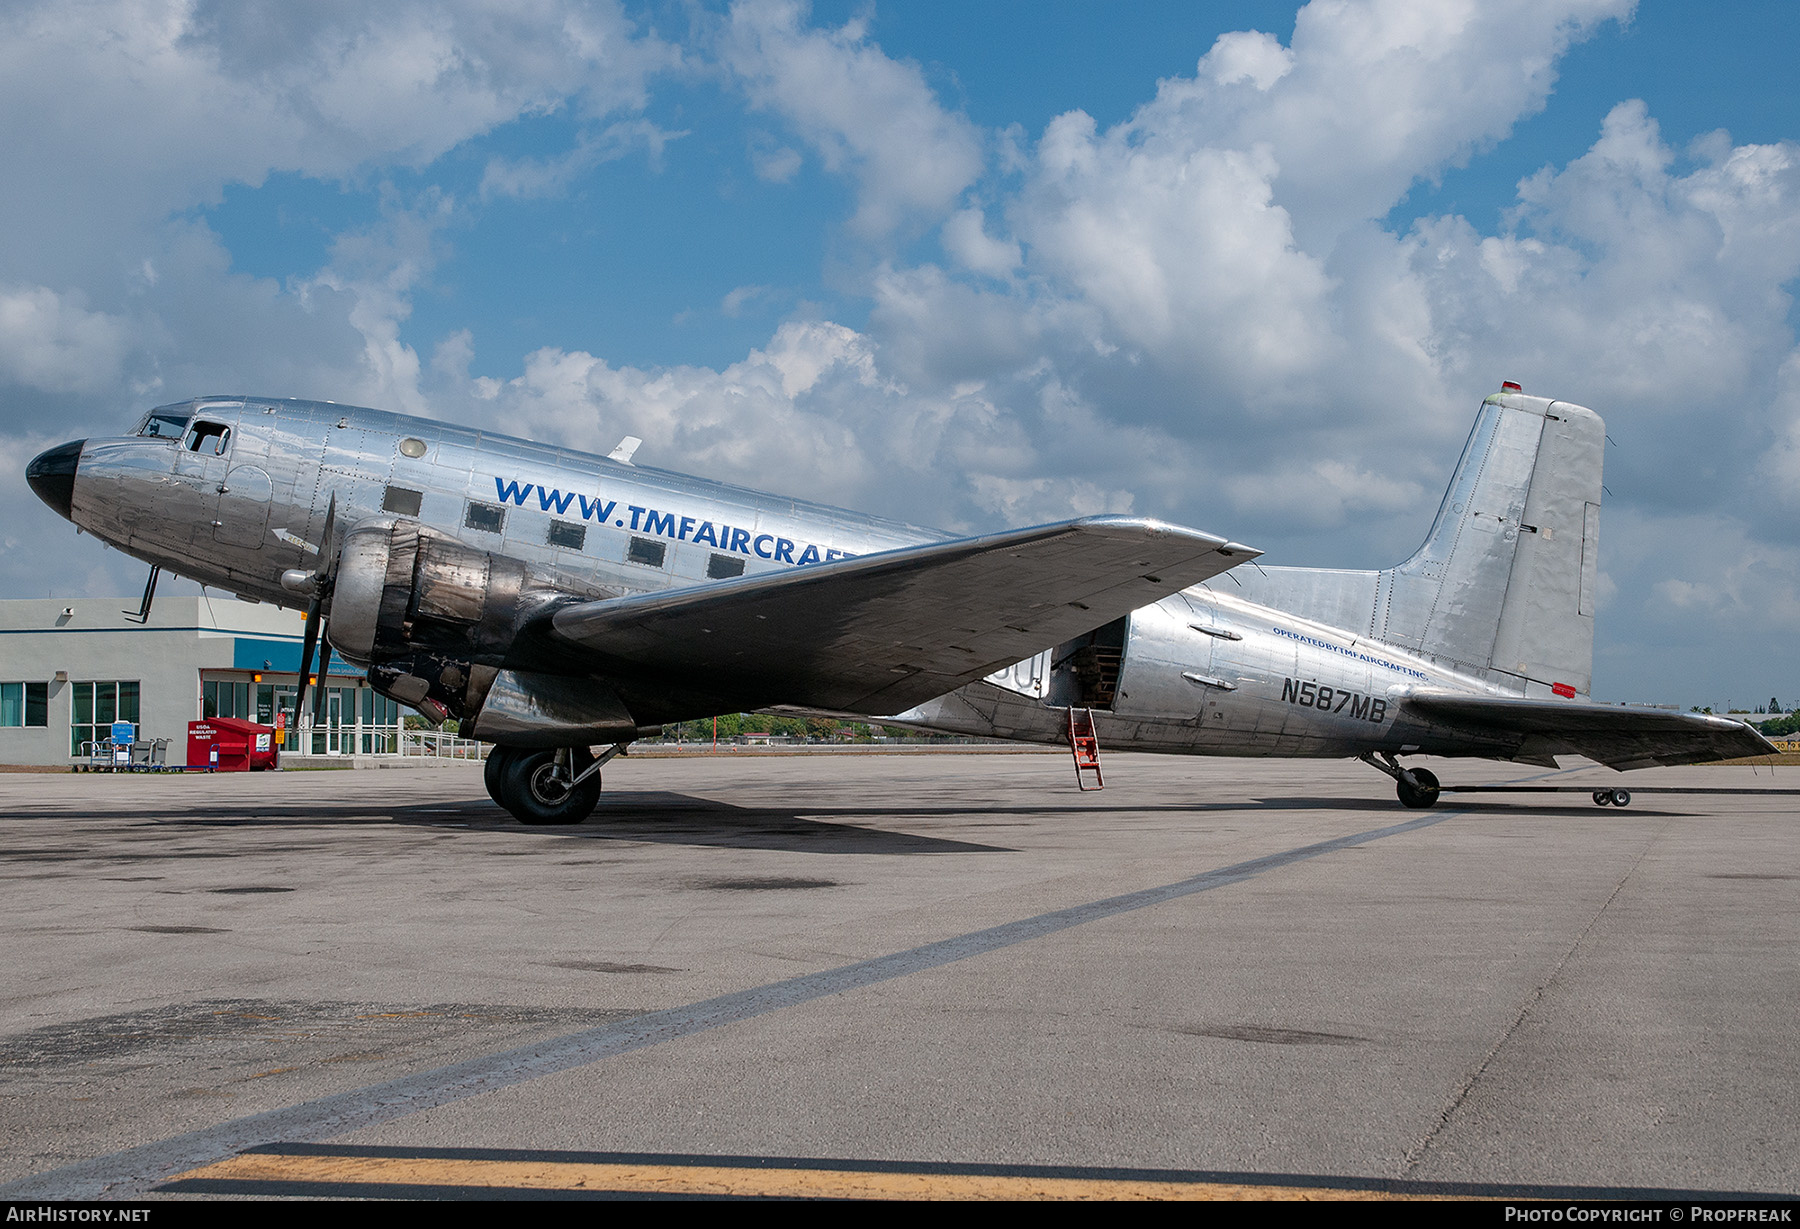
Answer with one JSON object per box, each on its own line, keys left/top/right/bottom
{"left": 26, "top": 438, "right": 85, "bottom": 521}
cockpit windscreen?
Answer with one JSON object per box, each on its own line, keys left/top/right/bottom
{"left": 134, "top": 406, "right": 191, "bottom": 439}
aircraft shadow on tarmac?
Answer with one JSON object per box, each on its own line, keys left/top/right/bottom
{"left": 1266, "top": 796, "right": 1685, "bottom": 818}
{"left": 0, "top": 792, "right": 1681, "bottom": 860}
{"left": 479, "top": 791, "right": 1018, "bottom": 854}
{"left": 3, "top": 794, "right": 1009, "bottom": 855}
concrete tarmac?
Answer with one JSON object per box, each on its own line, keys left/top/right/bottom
{"left": 0, "top": 752, "right": 1794, "bottom": 1200}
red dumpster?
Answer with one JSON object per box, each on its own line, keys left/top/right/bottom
{"left": 187, "top": 718, "right": 280, "bottom": 771}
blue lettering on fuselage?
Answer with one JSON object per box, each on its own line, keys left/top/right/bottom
{"left": 1269, "top": 625, "right": 1429, "bottom": 680}
{"left": 495, "top": 475, "right": 854, "bottom": 568}
{"left": 576, "top": 494, "right": 616, "bottom": 523}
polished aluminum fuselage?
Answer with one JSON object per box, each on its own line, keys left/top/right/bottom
{"left": 64, "top": 396, "right": 1517, "bottom": 760}
{"left": 902, "top": 586, "right": 1523, "bottom": 760}
{"left": 71, "top": 397, "right": 943, "bottom": 608}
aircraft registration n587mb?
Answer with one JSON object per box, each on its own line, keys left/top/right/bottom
{"left": 26, "top": 384, "right": 1772, "bottom": 822}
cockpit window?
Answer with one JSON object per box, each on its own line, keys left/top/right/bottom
{"left": 135, "top": 408, "right": 191, "bottom": 439}
{"left": 183, "top": 421, "right": 232, "bottom": 456}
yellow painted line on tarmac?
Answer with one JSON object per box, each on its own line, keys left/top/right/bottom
{"left": 167, "top": 1151, "right": 1461, "bottom": 1200}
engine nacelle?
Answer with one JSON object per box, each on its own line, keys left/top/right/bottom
{"left": 464, "top": 667, "right": 646, "bottom": 747}
{"left": 327, "top": 518, "right": 640, "bottom": 743}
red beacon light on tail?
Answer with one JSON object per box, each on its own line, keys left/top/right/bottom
{"left": 1501, "top": 380, "right": 1523, "bottom": 392}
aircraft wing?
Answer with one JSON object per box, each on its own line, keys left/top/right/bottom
{"left": 548, "top": 516, "right": 1255, "bottom": 715}
{"left": 1403, "top": 693, "right": 1777, "bottom": 769}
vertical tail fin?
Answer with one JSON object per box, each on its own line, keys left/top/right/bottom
{"left": 1377, "top": 391, "right": 1603, "bottom": 692}
{"left": 1231, "top": 390, "right": 1604, "bottom": 695}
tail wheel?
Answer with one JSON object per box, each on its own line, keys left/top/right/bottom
{"left": 501, "top": 747, "right": 601, "bottom": 825}
{"left": 1396, "top": 767, "right": 1441, "bottom": 809}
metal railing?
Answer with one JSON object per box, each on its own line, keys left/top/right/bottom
{"left": 401, "top": 729, "right": 488, "bottom": 760}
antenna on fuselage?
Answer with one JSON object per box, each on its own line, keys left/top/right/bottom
{"left": 608, "top": 436, "right": 642, "bottom": 465}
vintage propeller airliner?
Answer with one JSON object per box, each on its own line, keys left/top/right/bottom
{"left": 26, "top": 384, "right": 1771, "bottom": 822}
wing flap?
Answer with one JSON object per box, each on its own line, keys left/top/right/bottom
{"left": 550, "top": 516, "right": 1255, "bottom": 714}
{"left": 1405, "top": 693, "right": 1777, "bottom": 768}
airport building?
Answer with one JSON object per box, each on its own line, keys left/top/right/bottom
{"left": 0, "top": 596, "right": 402, "bottom": 767}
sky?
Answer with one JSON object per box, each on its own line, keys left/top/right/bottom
{"left": 3, "top": 0, "right": 1799, "bottom": 710}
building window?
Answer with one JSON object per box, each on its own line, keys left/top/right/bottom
{"left": 707, "top": 553, "right": 745, "bottom": 580}
{"left": 382, "top": 485, "right": 423, "bottom": 516}
{"left": 360, "top": 687, "right": 402, "bottom": 754}
{"left": 464, "top": 500, "right": 505, "bottom": 533}
{"left": 0, "top": 682, "right": 48, "bottom": 727}
{"left": 70, "top": 680, "right": 139, "bottom": 756}
{"left": 547, "top": 520, "right": 586, "bottom": 550}
{"left": 627, "top": 536, "right": 666, "bottom": 567}
{"left": 203, "top": 679, "right": 253, "bottom": 720}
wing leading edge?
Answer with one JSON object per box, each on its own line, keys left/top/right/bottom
{"left": 1404, "top": 693, "right": 1777, "bottom": 769}
{"left": 549, "top": 515, "right": 1256, "bottom": 715}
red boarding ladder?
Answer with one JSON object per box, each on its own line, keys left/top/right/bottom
{"left": 1067, "top": 707, "right": 1104, "bottom": 790}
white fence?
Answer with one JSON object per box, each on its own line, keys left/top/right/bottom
{"left": 401, "top": 729, "right": 487, "bottom": 760}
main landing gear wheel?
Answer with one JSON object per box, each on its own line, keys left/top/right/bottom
{"left": 1396, "top": 767, "right": 1441, "bottom": 809}
{"left": 500, "top": 746, "right": 601, "bottom": 825}
{"left": 483, "top": 745, "right": 515, "bottom": 808}
{"left": 1593, "top": 789, "right": 1631, "bottom": 807}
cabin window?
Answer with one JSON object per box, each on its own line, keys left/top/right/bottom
{"left": 627, "top": 536, "right": 666, "bottom": 568}
{"left": 547, "top": 521, "right": 586, "bottom": 550}
{"left": 183, "top": 421, "right": 231, "bottom": 456}
{"left": 382, "top": 486, "right": 423, "bottom": 517}
{"left": 397, "top": 437, "right": 428, "bottom": 458}
{"left": 464, "top": 501, "right": 505, "bottom": 533}
{"left": 707, "top": 553, "right": 745, "bottom": 580}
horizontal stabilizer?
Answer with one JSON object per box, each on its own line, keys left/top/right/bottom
{"left": 1404, "top": 693, "right": 1777, "bottom": 769}
{"left": 549, "top": 516, "right": 1256, "bottom": 715}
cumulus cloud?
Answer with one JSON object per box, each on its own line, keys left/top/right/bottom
{"left": 1399, "top": 101, "right": 1800, "bottom": 508}
{"left": 717, "top": 0, "right": 984, "bottom": 237}
{"left": 746, "top": 134, "right": 803, "bottom": 183}
{"left": 0, "top": 286, "right": 134, "bottom": 396}
{"left": 0, "top": 1, "right": 669, "bottom": 283}
{"left": 941, "top": 208, "right": 1020, "bottom": 279}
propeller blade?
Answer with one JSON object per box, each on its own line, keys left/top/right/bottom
{"left": 293, "top": 603, "right": 320, "bottom": 730}
{"left": 311, "top": 493, "right": 340, "bottom": 727}
{"left": 292, "top": 493, "right": 339, "bottom": 735}
{"left": 312, "top": 640, "right": 333, "bottom": 724}
{"left": 317, "top": 493, "right": 338, "bottom": 580}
